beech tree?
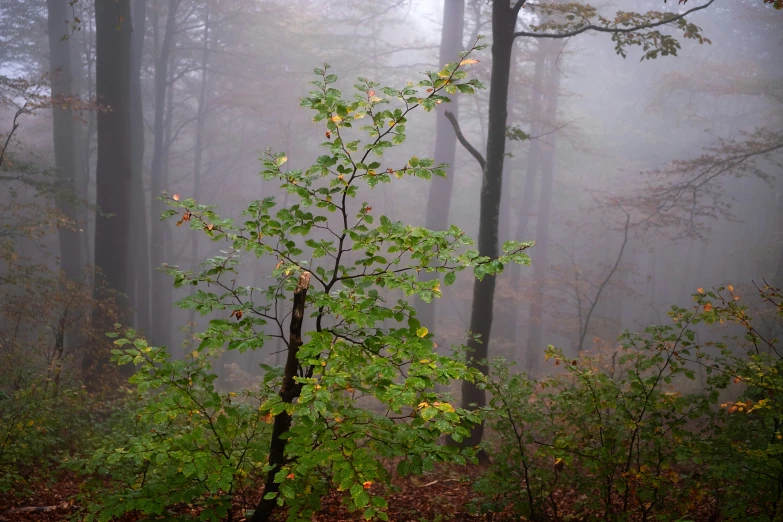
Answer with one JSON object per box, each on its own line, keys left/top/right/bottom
{"left": 457, "top": 0, "right": 717, "bottom": 446}
{"left": 85, "top": 0, "right": 133, "bottom": 382}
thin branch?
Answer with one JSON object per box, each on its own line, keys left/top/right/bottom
{"left": 513, "top": 0, "right": 715, "bottom": 40}
{"left": 444, "top": 110, "right": 485, "bottom": 170}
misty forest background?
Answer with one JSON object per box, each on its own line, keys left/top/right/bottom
{"left": 1, "top": 0, "right": 782, "bottom": 521}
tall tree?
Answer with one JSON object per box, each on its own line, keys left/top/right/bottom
{"left": 524, "top": 39, "right": 560, "bottom": 373}
{"left": 149, "top": 0, "right": 180, "bottom": 349}
{"left": 458, "top": 0, "right": 717, "bottom": 445}
{"left": 130, "top": 0, "right": 151, "bottom": 335}
{"left": 86, "top": 0, "right": 133, "bottom": 381}
{"left": 417, "top": 0, "right": 465, "bottom": 333}
{"left": 46, "top": 0, "right": 81, "bottom": 281}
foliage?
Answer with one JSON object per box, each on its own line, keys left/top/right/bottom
{"left": 477, "top": 308, "right": 724, "bottom": 521}
{"left": 88, "top": 40, "right": 533, "bottom": 521}
{"left": 476, "top": 283, "right": 783, "bottom": 521}
{"left": 696, "top": 284, "right": 783, "bottom": 521}
{"left": 0, "top": 382, "right": 100, "bottom": 494}
{"left": 76, "top": 328, "right": 273, "bottom": 522}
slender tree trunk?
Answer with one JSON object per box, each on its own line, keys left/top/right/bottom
{"left": 47, "top": 0, "right": 81, "bottom": 282}
{"left": 460, "top": 0, "right": 517, "bottom": 448}
{"left": 187, "top": 6, "right": 210, "bottom": 329}
{"left": 85, "top": 0, "right": 133, "bottom": 384}
{"left": 525, "top": 41, "right": 561, "bottom": 374}
{"left": 252, "top": 272, "right": 311, "bottom": 522}
{"left": 417, "top": 0, "right": 464, "bottom": 333}
{"left": 507, "top": 51, "right": 545, "bottom": 353}
{"left": 149, "top": 0, "right": 179, "bottom": 349}
{"left": 130, "top": 0, "right": 151, "bottom": 335}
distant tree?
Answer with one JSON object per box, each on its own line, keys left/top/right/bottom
{"left": 86, "top": 0, "right": 133, "bottom": 383}
{"left": 46, "top": 0, "right": 82, "bottom": 282}
{"left": 417, "top": 0, "right": 465, "bottom": 333}
{"left": 456, "top": 0, "right": 717, "bottom": 446}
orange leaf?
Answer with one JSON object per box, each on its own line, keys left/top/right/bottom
{"left": 363, "top": 481, "right": 373, "bottom": 489}
{"left": 286, "top": 473, "right": 295, "bottom": 480}
{"left": 703, "top": 303, "right": 713, "bottom": 312}
{"left": 172, "top": 194, "right": 180, "bottom": 201}
{"left": 459, "top": 58, "right": 479, "bottom": 65}
{"left": 697, "top": 287, "right": 704, "bottom": 294}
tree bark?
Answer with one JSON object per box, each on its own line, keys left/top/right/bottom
{"left": 149, "top": 0, "right": 179, "bottom": 349}
{"left": 86, "top": 0, "right": 133, "bottom": 384}
{"left": 252, "top": 272, "right": 311, "bottom": 522}
{"left": 46, "top": 0, "right": 81, "bottom": 282}
{"left": 525, "top": 40, "right": 561, "bottom": 374}
{"left": 507, "top": 50, "right": 545, "bottom": 353}
{"left": 460, "top": 0, "right": 517, "bottom": 448}
{"left": 187, "top": 5, "right": 210, "bottom": 329}
{"left": 417, "top": 0, "right": 464, "bottom": 333}
{"left": 130, "top": 0, "right": 151, "bottom": 336}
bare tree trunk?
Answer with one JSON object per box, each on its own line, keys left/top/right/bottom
{"left": 187, "top": 5, "right": 210, "bottom": 329}
{"left": 416, "top": 0, "right": 464, "bottom": 333}
{"left": 85, "top": 0, "right": 133, "bottom": 385}
{"left": 251, "top": 272, "right": 311, "bottom": 522}
{"left": 149, "top": 0, "right": 179, "bottom": 349}
{"left": 130, "top": 0, "right": 151, "bottom": 335}
{"left": 507, "top": 50, "right": 545, "bottom": 354}
{"left": 47, "top": 0, "right": 81, "bottom": 282}
{"left": 460, "top": 0, "right": 518, "bottom": 448}
{"left": 525, "top": 41, "right": 561, "bottom": 374}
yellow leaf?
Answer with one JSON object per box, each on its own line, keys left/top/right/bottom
{"left": 331, "top": 115, "right": 342, "bottom": 123}
{"left": 416, "top": 327, "right": 428, "bottom": 338}
{"left": 191, "top": 350, "right": 199, "bottom": 359}
{"left": 727, "top": 284, "right": 734, "bottom": 292}
{"left": 460, "top": 58, "right": 479, "bottom": 65}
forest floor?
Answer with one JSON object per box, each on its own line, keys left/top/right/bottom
{"left": 0, "top": 464, "right": 485, "bottom": 522}
{"left": 0, "top": 463, "right": 724, "bottom": 521}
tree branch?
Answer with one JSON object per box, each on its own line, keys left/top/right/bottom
{"left": 513, "top": 0, "right": 715, "bottom": 40}
{"left": 444, "top": 110, "right": 485, "bottom": 171}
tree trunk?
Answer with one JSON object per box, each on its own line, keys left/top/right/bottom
{"left": 507, "top": 50, "right": 545, "bottom": 353}
{"left": 460, "top": 0, "right": 517, "bottom": 448}
{"left": 187, "top": 6, "right": 210, "bottom": 329}
{"left": 251, "top": 272, "right": 311, "bottom": 522}
{"left": 525, "top": 41, "right": 561, "bottom": 374}
{"left": 86, "top": 0, "right": 133, "bottom": 384}
{"left": 417, "top": 0, "right": 464, "bottom": 333}
{"left": 47, "top": 0, "right": 81, "bottom": 282}
{"left": 130, "top": 0, "right": 151, "bottom": 336}
{"left": 149, "top": 0, "right": 179, "bottom": 349}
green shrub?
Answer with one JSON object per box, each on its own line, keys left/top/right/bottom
{"left": 76, "top": 329, "right": 273, "bottom": 521}
{"left": 477, "top": 301, "right": 727, "bottom": 521}
{"left": 478, "top": 284, "right": 783, "bottom": 522}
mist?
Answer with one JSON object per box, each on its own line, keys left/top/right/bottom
{"left": 1, "top": 1, "right": 781, "bottom": 520}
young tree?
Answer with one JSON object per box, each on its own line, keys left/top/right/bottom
{"left": 102, "top": 44, "right": 531, "bottom": 522}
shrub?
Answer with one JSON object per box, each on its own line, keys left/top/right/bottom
{"left": 477, "top": 297, "right": 728, "bottom": 521}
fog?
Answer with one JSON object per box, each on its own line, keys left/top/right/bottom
{"left": 0, "top": 0, "right": 783, "bottom": 386}
{"left": 1, "top": 0, "right": 781, "bottom": 382}
{"left": 2, "top": 1, "right": 783, "bottom": 520}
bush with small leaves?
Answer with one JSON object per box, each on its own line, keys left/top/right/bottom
{"left": 477, "top": 301, "right": 728, "bottom": 521}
